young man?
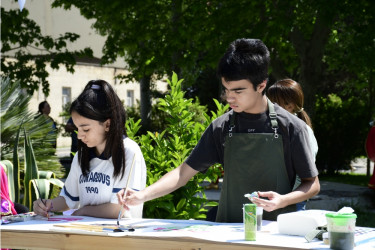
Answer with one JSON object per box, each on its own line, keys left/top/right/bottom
{"left": 118, "top": 38, "right": 320, "bottom": 222}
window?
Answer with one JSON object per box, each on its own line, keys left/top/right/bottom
{"left": 62, "top": 87, "right": 71, "bottom": 123}
{"left": 126, "top": 90, "right": 134, "bottom": 107}
{"left": 62, "top": 87, "right": 71, "bottom": 106}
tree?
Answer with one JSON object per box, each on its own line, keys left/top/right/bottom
{"left": 1, "top": 7, "right": 93, "bottom": 96}
{"left": 52, "top": 0, "right": 374, "bottom": 172}
{"left": 52, "top": 0, "right": 222, "bottom": 131}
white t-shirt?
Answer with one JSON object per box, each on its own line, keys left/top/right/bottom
{"left": 60, "top": 137, "right": 147, "bottom": 218}
{"left": 306, "top": 124, "right": 318, "bottom": 161}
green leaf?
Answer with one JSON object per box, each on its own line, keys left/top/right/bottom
{"left": 23, "top": 129, "right": 39, "bottom": 209}
{"left": 38, "top": 170, "right": 56, "bottom": 179}
{"left": 176, "top": 198, "right": 186, "bottom": 211}
{"left": 12, "top": 124, "right": 22, "bottom": 203}
{"left": 46, "top": 178, "right": 65, "bottom": 188}
{"left": 30, "top": 179, "right": 50, "bottom": 202}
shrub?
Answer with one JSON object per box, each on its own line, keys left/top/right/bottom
{"left": 314, "top": 94, "right": 368, "bottom": 173}
{"left": 126, "top": 73, "right": 228, "bottom": 219}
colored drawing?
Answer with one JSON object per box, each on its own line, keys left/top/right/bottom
{"left": 153, "top": 224, "right": 213, "bottom": 233}
{"left": 92, "top": 223, "right": 145, "bottom": 229}
{"left": 355, "top": 228, "right": 375, "bottom": 236}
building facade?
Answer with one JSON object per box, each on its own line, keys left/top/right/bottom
{"left": 3, "top": 0, "right": 167, "bottom": 148}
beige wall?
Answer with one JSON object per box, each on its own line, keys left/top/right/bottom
{"left": 3, "top": 0, "right": 125, "bottom": 67}
{"left": 29, "top": 64, "right": 167, "bottom": 148}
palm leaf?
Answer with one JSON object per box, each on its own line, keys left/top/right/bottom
{"left": 38, "top": 170, "right": 56, "bottom": 179}
{"left": 12, "top": 124, "right": 22, "bottom": 203}
{"left": 23, "top": 129, "right": 39, "bottom": 209}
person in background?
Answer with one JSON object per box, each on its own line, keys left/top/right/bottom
{"left": 118, "top": 38, "right": 320, "bottom": 222}
{"left": 65, "top": 117, "right": 78, "bottom": 161}
{"left": 36, "top": 101, "right": 57, "bottom": 149}
{"left": 366, "top": 121, "right": 375, "bottom": 190}
{"left": 33, "top": 80, "right": 147, "bottom": 219}
{"left": 267, "top": 79, "right": 318, "bottom": 210}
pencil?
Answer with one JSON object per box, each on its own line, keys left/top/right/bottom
{"left": 117, "top": 153, "right": 136, "bottom": 226}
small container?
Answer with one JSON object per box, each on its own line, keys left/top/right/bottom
{"left": 243, "top": 203, "right": 257, "bottom": 241}
{"left": 256, "top": 206, "right": 263, "bottom": 231}
{"left": 322, "top": 232, "right": 329, "bottom": 245}
{"left": 326, "top": 213, "right": 357, "bottom": 250}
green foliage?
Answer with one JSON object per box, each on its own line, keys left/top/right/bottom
{"left": 1, "top": 78, "right": 60, "bottom": 165}
{"left": 127, "top": 93, "right": 208, "bottom": 135}
{"left": 314, "top": 94, "right": 368, "bottom": 173}
{"left": 16, "top": 128, "right": 64, "bottom": 210}
{"left": 52, "top": 1, "right": 374, "bottom": 171}
{"left": 126, "top": 73, "right": 228, "bottom": 219}
{"left": 1, "top": 77, "right": 64, "bottom": 209}
{"left": 59, "top": 102, "right": 72, "bottom": 137}
{"left": 1, "top": 7, "right": 93, "bottom": 96}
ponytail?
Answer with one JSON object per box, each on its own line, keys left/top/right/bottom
{"left": 70, "top": 80, "right": 127, "bottom": 179}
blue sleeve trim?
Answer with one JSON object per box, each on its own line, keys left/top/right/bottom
{"left": 112, "top": 188, "right": 139, "bottom": 193}
{"left": 63, "top": 186, "right": 80, "bottom": 201}
{"left": 112, "top": 188, "right": 122, "bottom": 193}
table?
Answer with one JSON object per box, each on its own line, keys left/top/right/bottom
{"left": 1, "top": 215, "right": 374, "bottom": 249}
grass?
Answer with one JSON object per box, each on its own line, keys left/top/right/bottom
{"left": 318, "top": 172, "right": 371, "bottom": 187}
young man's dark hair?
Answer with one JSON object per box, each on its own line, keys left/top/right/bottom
{"left": 218, "top": 38, "right": 270, "bottom": 94}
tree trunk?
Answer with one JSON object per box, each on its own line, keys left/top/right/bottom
{"left": 367, "top": 70, "right": 374, "bottom": 177}
{"left": 171, "top": 0, "right": 182, "bottom": 77}
{"left": 140, "top": 75, "right": 152, "bottom": 132}
{"left": 290, "top": 12, "right": 334, "bottom": 114}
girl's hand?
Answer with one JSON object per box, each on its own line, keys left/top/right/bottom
{"left": 33, "top": 199, "right": 53, "bottom": 217}
{"left": 72, "top": 208, "right": 84, "bottom": 216}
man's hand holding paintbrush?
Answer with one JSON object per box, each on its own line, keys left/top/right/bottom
{"left": 116, "top": 154, "right": 136, "bottom": 225}
{"left": 117, "top": 188, "right": 145, "bottom": 211}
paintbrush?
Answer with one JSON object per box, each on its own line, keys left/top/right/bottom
{"left": 34, "top": 183, "right": 49, "bottom": 219}
{"left": 54, "top": 224, "right": 117, "bottom": 232}
{"left": 116, "top": 153, "right": 136, "bottom": 228}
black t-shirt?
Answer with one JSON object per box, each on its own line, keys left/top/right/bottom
{"left": 185, "top": 103, "right": 318, "bottom": 187}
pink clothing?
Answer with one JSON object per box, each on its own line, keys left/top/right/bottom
{"left": 1, "top": 164, "right": 17, "bottom": 216}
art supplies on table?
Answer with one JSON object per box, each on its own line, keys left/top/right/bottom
{"left": 277, "top": 209, "right": 332, "bottom": 236}
{"left": 1, "top": 212, "right": 37, "bottom": 224}
{"left": 50, "top": 223, "right": 140, "bottom": 236}
{"left": 1, "top": 212, "right": 55, "bottom": 224}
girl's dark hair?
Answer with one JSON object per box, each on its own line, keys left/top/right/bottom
{"left": 38, "top": 101, "right": 48, "bottom": 114}
{"left": 70, "top": 80, "right": 127, "bottom": 178}
{"left": 267, "top": 79, "right": 313, "bottom": 129}
{"left": 217, "top": 38, "right": 270, "bottom": 94}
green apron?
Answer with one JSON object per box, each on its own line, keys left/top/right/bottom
{"left": 216, "top": 99, "right": 294, "bottom": 222}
